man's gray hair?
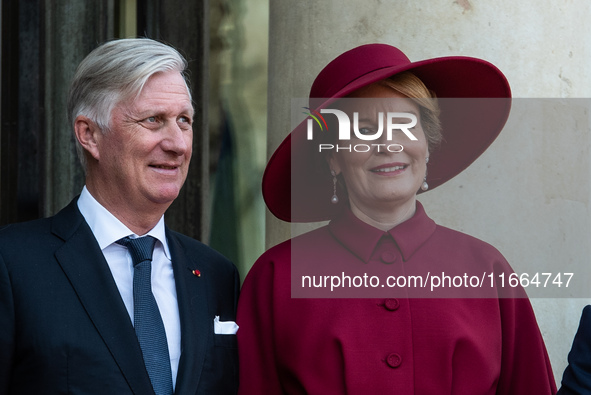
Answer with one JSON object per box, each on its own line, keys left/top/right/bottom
{"left": 67, "top": 38, "right": 190, "bottom": 169}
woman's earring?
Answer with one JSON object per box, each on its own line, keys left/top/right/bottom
{"left": 421, "top": 157, "right": 429, "bottom": 191}
{"left": 421, "top": 177, "right": 429, "bottom": 191}
{"left": 331, "top": 170, "right": 339, "bottom": 204}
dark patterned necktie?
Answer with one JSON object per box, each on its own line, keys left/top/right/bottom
{"left": 117, "top": 236, "right": 173, "bottom": 395}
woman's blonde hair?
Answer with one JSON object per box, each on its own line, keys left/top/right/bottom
{"left": 378, "top": 71, "right": 442, "bottom": 152}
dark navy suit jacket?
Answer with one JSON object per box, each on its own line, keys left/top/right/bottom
{"left": 559, "top": 305, "right": 591, "bottom": 394}
{"left": 0, "top": 198, "right": 239, "bottom": 394}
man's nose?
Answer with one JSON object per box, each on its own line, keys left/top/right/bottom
{"left": 161, "top": 122, "right": 191, "bottom": 155}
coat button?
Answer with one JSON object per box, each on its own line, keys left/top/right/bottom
{"left": 384, "top": 299, "right": 400, "bottom": 311}
{"left": 380, "top": 251, "right": 396, "bottom": 264}
{"left": 386, "top": 353, "right": 402, "bottom": 368}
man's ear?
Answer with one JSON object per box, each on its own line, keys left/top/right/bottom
{"left": 74, "top": 116, "right": 101, "bottom": 161}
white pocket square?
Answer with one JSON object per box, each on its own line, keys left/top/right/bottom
{"left": 214, "top": 315, "right": 239, "bottom": 334}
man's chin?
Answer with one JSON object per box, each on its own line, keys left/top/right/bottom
{"left": 147, "top": 188, "right": 183, "bottom": 206}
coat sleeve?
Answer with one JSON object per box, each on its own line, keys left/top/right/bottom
{"left": 496, "top": 296, "right": 557, "bottom": 394}
{"left": 237, "top": 252, "right": 285, "bottom": 394}
{"left": 0, "top": 251, "right": 15, "bottom": 395}
{"left": 557, "top": 305, "right": 591, "bottom": 394}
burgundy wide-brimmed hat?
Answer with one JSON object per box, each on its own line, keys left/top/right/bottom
{"left": 263, "top": 43, "right": 511, "bottom": 223}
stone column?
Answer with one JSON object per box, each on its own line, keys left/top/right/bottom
{"left": 42, "top": 1, "right": 116, "bottom": 218}
{"left": 266, "top": 0, "right": 591, "bottom": 383}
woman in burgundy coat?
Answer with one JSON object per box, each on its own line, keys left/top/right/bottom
{"left": 237, "top": 44, "right": 556, "bottom": 394}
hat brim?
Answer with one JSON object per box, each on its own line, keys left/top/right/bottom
{"left": 263, "top": 55, "right": 511, "bottom": 223}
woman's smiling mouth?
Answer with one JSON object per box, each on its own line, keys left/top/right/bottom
{"left": 370, "top": 163, "right": 408, "bottom": 174}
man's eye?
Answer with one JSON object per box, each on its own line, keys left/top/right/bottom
{"left": 146, "top": 116, "right": 157, "bottom": 123}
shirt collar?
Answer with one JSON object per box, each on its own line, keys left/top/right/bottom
{"left": 77, "top": 186, "right": 171, "bottom": 258}
{"left": 328, "top": 201, "right": 436, "bottom": 263}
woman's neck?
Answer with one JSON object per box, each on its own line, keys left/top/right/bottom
{"left": 349, "top": 197, "right": 417, "bottom": 231}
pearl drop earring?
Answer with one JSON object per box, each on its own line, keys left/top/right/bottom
{"left": 421, "top": 178, "right": 429, "bottom": 191}
{"left": 421, "top": 157, "right": 429, "bottom": 191}
{"left": 331, "top": 170, "right": 339, "bottom": 204}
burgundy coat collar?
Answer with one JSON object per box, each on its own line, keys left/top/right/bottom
{"left": 328, "top": 201, "right": 437, "bottom": 263}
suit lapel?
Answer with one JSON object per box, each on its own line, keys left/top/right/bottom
{"left": 52, "top": 199, "right": 155, "bottom": 395}
{"left": 167, "top": 230, "right": 210, "bottom": 394}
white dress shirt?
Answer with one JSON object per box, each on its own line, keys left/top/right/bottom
{"left": 77, "top": 186, "right": 181, "bottom": 389}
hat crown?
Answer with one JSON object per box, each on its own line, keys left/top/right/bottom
{"left": 310, "top": 44, "right": 411, "bottom": 99}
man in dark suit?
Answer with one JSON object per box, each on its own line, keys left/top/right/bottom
{"left": 559, "top": 305, "right": 591, "bottom": 394}
{"left": 0, "top": 38, "right": 239, "bottom": 394}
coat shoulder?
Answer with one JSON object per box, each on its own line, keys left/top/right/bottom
{"left": 244, "top": 225, "right": 331, "bottom": 284}
{"left": 0, "top": 217, "right": 52, "bottom": 241}
{"left": 433, "top": 223, "right": 507, "bottom": 259}
{"left": 0, "top": 217, "right": 57, "bottom": 265}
